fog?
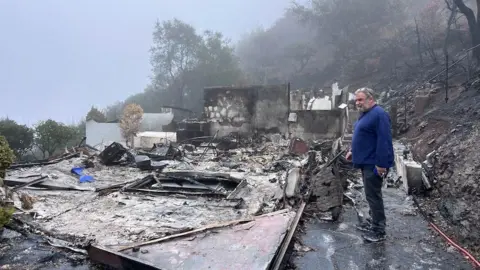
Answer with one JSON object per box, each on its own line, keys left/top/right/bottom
{"left": 0, "top": 0, "right": 302, "bottom": 125}
{"left": 1, "top": 0, "right": 477, "bottom": 127}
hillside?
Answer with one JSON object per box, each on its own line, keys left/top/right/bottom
{"left": 356, "top": 59, "right": 480, "bottom": 257}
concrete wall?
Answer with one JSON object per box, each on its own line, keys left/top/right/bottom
{"left": 203, "top": 84, "right": 345, "bottom": 140}
{"left": 204, "top": 87, "right": 254, "bottom": 136}
{"left": 346, "top": 110, "right": 360, "bottom": 134}
{"left": 290, "top": 90, "right": 305, "bottom": 111}
{"left": 289, "top": 110, "right": 342, "bottom": 140}
{"left": 204, "top": 85, "right": 288, "bottom": 136}
{"left": 253, "top": 85, "right": 289, "bottom": 134}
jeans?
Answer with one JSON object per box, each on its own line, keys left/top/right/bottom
{"left": 361, "top": 165, "right": 386, "bottom": 234}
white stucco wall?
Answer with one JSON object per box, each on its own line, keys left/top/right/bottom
{"left": 85, "top": 120, "right": 125, "bottom": 147}
{"left": 86, "top": 112, "right": 175, "bottom": 148}
{"left": 140, "top": 113, "right": 174, "bottom": 131}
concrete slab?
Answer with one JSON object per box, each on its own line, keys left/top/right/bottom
{"left": 292, "top": 189, "right": 474, "bottom": 270}
{"left": 404, "top": 161, "right": 423, "bottom": 193}
{"left": 395, "top": 151, "right": 424, "bottom": 194}
{"left": 100, "top": 210, "right": 297, "bottom": 270}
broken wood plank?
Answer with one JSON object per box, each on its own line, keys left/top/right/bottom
{"left": 9, "top": 152, "right": 80, "bottom": 169}
{"left": 176, "top": 176, "right": 221, "bottom": 193}
{"left": 156, "top": 182, "right": 216, "bottom": 191}
{"left": 124, "top": 188, "right": 227, "bottom": 197}
{"left": 163, "top": 170, "right": 243, "bottom": 183}
{"left": 116, "top": 217, "right": 255, "bottom": 252}
{"left": 123, "top": 175, "right": 155, "bottom": 190}
{"left": 226, "top": 179, "right": 248, "bottom": 199}
{"left": 47, "top": 237, "right": 88, "bottom": 255}
{"left": 12, "top": 176, "right": 48, "bottom": 192}
{"left": 271, "top": 202, "right": 306, "bottom": 270}
{"left": 17, "top": 174, "right": 43, "bottom": 179}
{"left": 3, "top": 178, "right": 94, "bottom": 191}
{"left": 95, "top": 179, "right": 138, "bottom": 193}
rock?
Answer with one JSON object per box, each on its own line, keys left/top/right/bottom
{"left": 1, "top": 228, "right": 21, "bottom": 239}
{"left": 19, "top": 193, "right": 35, "bottom": 210}
{"left": 285, "top": 167, "right": 301, "bottom": 198}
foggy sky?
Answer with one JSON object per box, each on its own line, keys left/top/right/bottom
{"left": 0, "top": 0, "right": 297, "bottom": 126}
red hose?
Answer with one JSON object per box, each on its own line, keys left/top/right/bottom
{"left": 428, "top": 222, "right": 480, "bottom": 268}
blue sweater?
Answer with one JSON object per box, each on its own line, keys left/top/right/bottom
{"left": 351, "top": 105, "right": 394, "bottom": 168}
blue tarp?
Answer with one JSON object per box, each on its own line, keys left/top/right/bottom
{"left": 70, "top": 167, "right": 94, "bottom": 183}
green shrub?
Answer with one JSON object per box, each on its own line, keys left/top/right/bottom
{"left": 0, "top": 206, "right": 14, "bottom": 228}
{"left": 0, "top": 135, "right": 15, "bottom": 228}
{"left": 0, "top": 135, "right": 14, "bottom": 181}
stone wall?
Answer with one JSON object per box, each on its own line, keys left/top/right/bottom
{"left": 289, "top": 110, "right": 342, "bottom": 140}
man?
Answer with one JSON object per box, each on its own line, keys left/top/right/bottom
{"left": 346, "top": 87, "right": 394, "bottom": 242}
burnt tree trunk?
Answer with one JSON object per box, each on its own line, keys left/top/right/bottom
{"left": 454, "top": 0, "right": 480, "bottom": 62}
{"left": 414, "top": 18, "right": 424, "bottom": 66}
{"left": 444, "top": 3, "right": 457, "bottom": 57}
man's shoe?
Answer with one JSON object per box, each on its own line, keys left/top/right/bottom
{"left": 362, "top": 230, "right": 386, "bottom": 242}
{"left": 355, "top": 222, "right": 373, "bottom": 232}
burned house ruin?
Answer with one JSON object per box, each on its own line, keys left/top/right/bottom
{"left": 1, "top": 82, "right": 460, "bottom": 270}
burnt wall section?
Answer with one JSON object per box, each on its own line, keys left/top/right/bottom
{"left": 204, "top": 87, "right": 255, "bottom": 136}
{"left": 204, "top": 85, "right": 288, "bottom": 136}
{"left": 253, "top": 85, "right": 289, "bottom": 135}
{"left": 289, "top": 110, "right": 342, "bottom": 140}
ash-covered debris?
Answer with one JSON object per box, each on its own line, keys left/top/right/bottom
{"left": 1, "top": 132, "right": 315, "bottom": 250}
{"left": 1, "top": 122, "right": 424, "bottom": 269}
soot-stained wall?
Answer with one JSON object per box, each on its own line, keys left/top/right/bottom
{"left": 253, "top": 85, "right": 289, "bottom": 135}
{"left": 289, "top": 110, "right": 342, "bottom": 140}
{"left": 204, "top": 85, "right": 289, "bottom": 136}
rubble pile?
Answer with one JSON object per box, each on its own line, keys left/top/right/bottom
{"left": 2, "top": 135, "right": 331, "bottom": 248}
{"left": 1, "top": 117, "right": 434, "bottom": 268}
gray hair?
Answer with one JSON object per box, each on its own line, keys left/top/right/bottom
{"left": 354, "top": 87, "right": 375, "bottom": 100}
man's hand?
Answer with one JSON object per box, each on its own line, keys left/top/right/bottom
{"left": 346, "top": 151, "right": 352, "bottom": 161}
{"left": 375, "top": 166, "right": 387, "bottom": 177}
